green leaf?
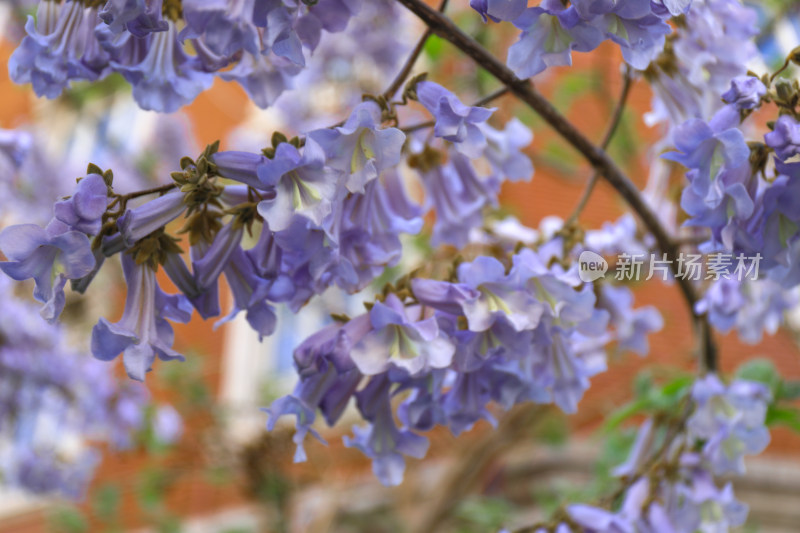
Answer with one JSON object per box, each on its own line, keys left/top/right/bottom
{"left": 92, "top": 484, "right": 121, "bottom": 523}
{"left": 661, "top": 374, "right": 693, "bottom": 399}
{"left": 49, "top": 508, "right": 88, "bottom": 533}
{"left": 633, "top": 373, "right": 654, "bottom": 398}
{"left": 137, "top": 469, "right": 171, "bottom": 512}
{"left": 423, "top": 36, "right": 445, "bottom": 62}
{"left": 766, "top": 405, "right": 800, "bottom": 432}
{"left": 779, "top": 380, "right": 800, "bottom": 401}
{"left": 736, "top": 359, "right": 781, "bottom": 395}
{"left": 604, "top": 398, "right": 650, "bottom": 431}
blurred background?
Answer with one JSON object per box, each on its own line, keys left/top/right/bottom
{"left": 1, "top": 1, "right": 800, "bottom": 532}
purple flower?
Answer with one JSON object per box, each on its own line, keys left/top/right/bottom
{"left": 4, "top": 449, "right": 100, "bottom": 501}
{"left": 218, "top": 247, "right": 277, "bottom": 339}
{"left": 182, "top": 0, "right": 261, "bottom": 57}
{"left": 245, "top": 225, "right": 293, "bottom": 297}
{"left": 217, "top": 51, "right": 299, "bottom": 109}
{"left": 668, "top": 456, "right": 749, "bottom": 531}
{"left": 645, "top": 0, "right": 758, "bottom": 126}
{"left": 574, "top": 0, "right": 671, "bottom": 70}
{"left": 599, "top": 284, "right": 663, "bottom": 356}
{"left": 304, "top": 0, "right": 362, "bottom": 35}
{"left": 765, "top": 115, "right": 800, "bottom": 163}
{"left": 417, "top": 151, "right": 500, "bottom": 248}
{"left": 567, "top": 504, "right": 632, "bottom": 533}
{"left": 53, "top": 174, "right": 109, "bottom": 235}
{"left": 479, "top": 118, "right": 534, "bottom": 182}
{"left": 507, "top": 0, "right": 604, "bottom": 79}
{"left": 344, "top": 376, "right": 429, "bottom": 486}
{"left": 612, "top": 418, "right": 655, "bottom": 477}
{"left": 439, "top": 357, "right": 530, "bottom": 434}
{"left": 9, "top": 1, "right": 109, "bottom": 98}
{"left": 0, "top": 223, "right": 95, "bottom": 322}
{"left": 265, "top": 365, "right": 335, "bottom": 462}
{"left": 413, "top": 256, "right": 543, "bottom": 332}
{"left": 415, "top": 81, "right": 494, "bottom": 157}
{"left": 211, "top": 151, "right": 270, "bottom": 189}
{"left": 735, "top": 279, "right": 797, "bottom": 344}
{"left": 679, "top": 165, "right": 755, "bottom": 250}
{"left": 104, "top": 191, "right": 186, "bottom": 255}
{"left": 112, "top": 22, "right": 214, "bottom": 113}
{"left": 266, "top": 362, "right": 361, "bottom": 462}
{"left": 585, "top": 214, "right": 650, "bottom": 256}
{"left": 722, "top": 75, "right": 767, "bottom": 111}
{"left": 470, "top": 0, "right": 527, "bottom": 23}
{"left": 322, "top": 170, "right": 423, "bottom": 291}
{"left": 256, "top": 138, "right": 338, "bottom": 231}
{"left": 153, "top": 404, "right": 183, "bottom": 445}
{"left": 160, "top": 248, "right": 222, "bottom": 321}
{"left": 652, "top": 0, "right": 693, "bottom": 16}
{"left": 309, "top": 101, "right": 405, "bottom": 193}
{"left": 186, "top": 240, "right": 222, "bottom": 319}
{"left": 529, "top": 320, "right": 607, "bottom": 413}
{"left": 256, "top": 1, "right": 305, "bottom": 66}
{"left": 664, "top": 109, "right": 750, "bottom": 198}
{"left": 350, "top": 294, "right": 455, "bottom": 376}
{"left": 99, "top": 0, "right": 168, "bottom": 37}
{"left": 91, "top": 254, "right": 188, "bottom": 381}
{"left": 293, "top": 314, "right": 372, "bottom": 375}
{"left": 193, "top": 221, "right": 245, "bottom": 289}
{"left": 695, "top": 278, "right": 746, "bottom": 333}
{"left": 688, "top": 375, "right": 771, "bottom": 475}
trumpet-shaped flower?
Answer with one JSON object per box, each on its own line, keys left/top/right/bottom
{"left": 350, "top": 294, "right": 454, "bottom": 376}
{"left": 310, "top": 101, "right": 405, "bottom": 193}
{"left": 91, "top": 255, "right": 189, "bottom": 381}
{"left": 0, "top": 223, "right": 95, "bottom": 322}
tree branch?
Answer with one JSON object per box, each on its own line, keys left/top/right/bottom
{"left": 383, "top": 0, "right": 449, "bottom": 100}
{"left": 565, "top": 66, "right": 633, "bottom": 227}
{"left": 395, "top": 0, "right": 717, "bottom": 372}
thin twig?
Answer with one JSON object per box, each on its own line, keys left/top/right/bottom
{"left": 564, "top": 66, "right": 633, "bottom": 227}
{"left": 117, "top": 182, "right": 177, "bottom": 201}
{"left": 396, "top": 0, "right": 717, "bottom": 373}
{"left": 382, "top": 0, "right": 449, "bottom": 100}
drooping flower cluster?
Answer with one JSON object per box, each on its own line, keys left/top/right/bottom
{"left": 1, "top": 128, "right": 66, "bottom": 225}
{"left": 1, "top": 0, "right": 794, "bottom": 510}
{"left": 269, "top": 0, "right": 410, "bottom": 130}
{"left": 0, "top": 274, "right": 153, "bottom": 499}
{"left": 408, "top": 81, "right": 533, "bottom": 248}
{"left": 0, "top": 82, "right": 534, "bottom": 385}
{"left": 477, "top": 0, "right": 676, "bottom": 79}
{"left": 644, "top": 0, "right": 760, "bottom": 127}
{"left": 10, "top": 0, "right": 366, "bottom": 112}
{"left": 642, "top": 0, "right": 800, "bottom": 348}
{"left": 665, "top": 79, "right": 800, "bottom": 290}
{"left": 266, "top": 225, "right": 662, "bottom": 485}
{"left": 527, "top": 374, "right": 771, "bottom": 532}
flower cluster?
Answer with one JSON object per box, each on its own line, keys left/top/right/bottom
{"left": 477, "top": 0, "right": 677, "bottom": 79}
{"left": 266, "top": 227, "right": 662, "bottom": 485}
{"left": 644, "top": 0, "right": 760, "bottom": 126}
{"left": 10, "top": 0, "right": 366, "bottom": 112}
{"left": 665, "top": 82, "right": 800, "bottom": 288}
{"left": 644, "top": 0, "right": 800, "bottom": 347}
{"left": 0, "top": 82, "right": 533, "bottom": 384}
{"left": 0, "top": 274, "right": 153, "bottom": 499}
{"left": 528, "top": 374, "right": 771, "bottom": 532}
